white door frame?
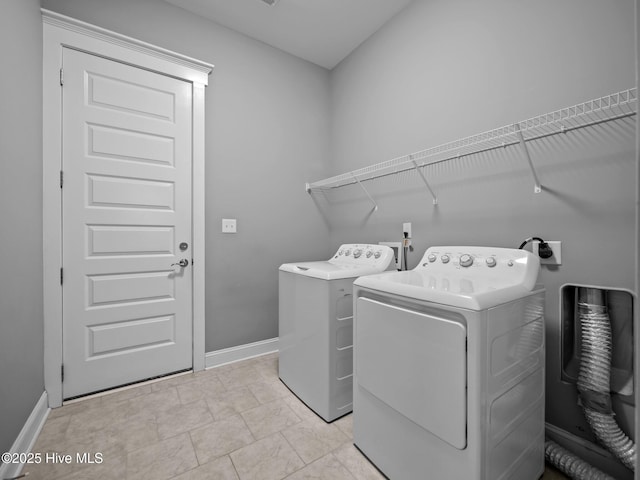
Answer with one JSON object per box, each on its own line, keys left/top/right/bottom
{"left": 42, "top": 9, "right": 212, "bottom": 407}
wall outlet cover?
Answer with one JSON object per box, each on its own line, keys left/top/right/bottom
{"left": 534, "top": 240, "right": 561, "bottom": 265}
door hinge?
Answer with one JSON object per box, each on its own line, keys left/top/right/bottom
{"left": 60, "top": 267, "right": 63, "bottom": 285}
{"left": 61, "top": 364, "right": 64, "bottom": 382}
{"left": 59, "top": 68, "right": 64, "bottom": 86}
{"left": 60, "top": 170, "right": 64, "bottom": 188}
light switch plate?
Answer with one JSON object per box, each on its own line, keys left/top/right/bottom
{"left": 222, "top": 218, "right": 237, "bottom": 233}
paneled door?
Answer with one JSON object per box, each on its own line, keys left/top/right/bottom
{"left": 61, "top": 48, "right": 193, "bottom": 398}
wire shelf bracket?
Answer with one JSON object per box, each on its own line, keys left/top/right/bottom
{"left": 411, "top": 156, "right": 438, "bottom": 204}
{"left": 514, "top": 124, "right": 542, "bottom": 193}
{"left": 352, "top": 172, "right": 378, "bottom": 211}
{"left": 305, "top": 88, "right": 637, "bottom": 204}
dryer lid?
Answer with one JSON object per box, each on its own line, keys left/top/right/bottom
{"left": 354, "top": 246, "right": 541, "bottom": 310}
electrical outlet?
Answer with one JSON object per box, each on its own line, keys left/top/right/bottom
{"left": 534, "top": 240, "right": 561, "bottom": 265}
{"left": 222, "top": 218, "right": 237, "bottom": 233}
{"left": 403, "top": 222, "right": 412, "bottom": 238}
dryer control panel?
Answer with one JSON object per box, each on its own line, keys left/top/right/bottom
{"left": 416, "top": 246, "right": 540, "bottom": 292}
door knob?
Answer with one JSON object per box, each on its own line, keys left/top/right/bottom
{"left": 171, "top": 259, "right": 189, "bottom": 267}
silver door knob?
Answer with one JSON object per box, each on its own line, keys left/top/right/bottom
{"left": 171, "top": 259, "right": 189, "bottom": 267}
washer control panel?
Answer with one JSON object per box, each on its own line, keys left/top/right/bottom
{"left": 332, "top": 244, "right": 394, "bottom": 267}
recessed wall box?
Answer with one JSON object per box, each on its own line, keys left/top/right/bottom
{"left": 379, "top": 242, "right": 402, "bottom": 270}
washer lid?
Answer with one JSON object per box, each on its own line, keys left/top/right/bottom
{"left": 279, "top": 244, "right": 394, "bottom": 280}
{"left": 280, "top": 260, "right": 391, "bottom": 280}
{"left": 354, "top": 246, "right": 541, "bottom": 310}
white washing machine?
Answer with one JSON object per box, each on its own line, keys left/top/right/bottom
{"left": 353, "top": 246, "right": 545, "bottom": 480}
{"left": 279, "top": 244, "right": 394, "bottom": 422}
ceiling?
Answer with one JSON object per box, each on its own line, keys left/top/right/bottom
{"left": 164, "top": 0, "right": 414, "bottom": 69}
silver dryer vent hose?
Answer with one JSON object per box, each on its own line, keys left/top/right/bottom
{"left": 545, "top": 439, "right": 616, "bottom": 480}
{"left": 577, "top": 287, "right": 636, "bottom": 471}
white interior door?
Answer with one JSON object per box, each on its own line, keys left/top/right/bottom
{"left": 62, "top": 48, "right": 193, "bottom": 399}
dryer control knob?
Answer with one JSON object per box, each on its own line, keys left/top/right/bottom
{"left": 428, "top": 254, "right": 437, "bottom": 262}
{"left": 365, "top": 250, "right": 373, "bottom": 258}
{"left": 374, "top": 251, "right": 381, "bottom": 259}
{"left": 344, "top": 249, "right": 351, "bottom": 256}
{"left": 353, "top": 249, "right": 362, "bottom": 258}
{"left": 486, "top": 257, "right": 496, "bottom": 267}
{"left": 459, "top": 254, "right": 473, "bottom": 267}
{"left": 441, "top": 255, "right": 450, "bottom": 264}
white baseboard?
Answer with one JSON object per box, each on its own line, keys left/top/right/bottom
{"left": 205, "top": 337, "right": 279, "bottom": 369}
{"left": 0, "top": 392, "right": 50, "bottom": 479}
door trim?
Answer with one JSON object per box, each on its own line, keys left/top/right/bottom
{"left": 42, "top": 10, "right": 213, "bottom": 407}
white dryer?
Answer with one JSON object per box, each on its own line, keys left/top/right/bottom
{"left": 279, "top": 244, "right": 394, "bottom": 422}
{"left": 353, "top": 246, "right": 545, "bottom": 480}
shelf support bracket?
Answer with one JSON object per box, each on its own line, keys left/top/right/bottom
{"left": 514, "top": 124, "right": 542, "bottom": 193}
{"left": 411, "top": 158, "right": 438, "bottom": 205}
{"left": 351, "top": 172, "right": 378, "bottom": 211}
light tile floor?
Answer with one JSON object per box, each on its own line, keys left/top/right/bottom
{"left": 21, "top": 353, "right": 568, "bottom": 479}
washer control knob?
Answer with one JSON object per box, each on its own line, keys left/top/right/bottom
{"left": 374, "top": 251, "right": 381, "bottom": 259}
{"left": 353, "top": 249, "right": 362, "bottom": 258}
{"left": 365, "top": 250, "right": 373, "bottom": 258}
{"left": 486, "top": 257, "right": 497, "bottom": 268}
{"left": 507, "top": 260, "right": 514, "bottom": 267}
{"left": 459, "top": 254, "right": 473, "bottom": 267}
{"left": 428, "top": 254, "right": 437, "bottom": 263}
{"left": 344, "top": 249, "right": 351, "bottom": 256}
{"left": 441, "top": 255, "right": 450, "bottom": 264}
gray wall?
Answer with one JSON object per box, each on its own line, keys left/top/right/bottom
{"left": 2, "top": 0, "right": 635, "bottom": 463}
{"left": 0, "top": 0, "right": 44, "bottom": 456}
{"left": 327, "top": 0, "right": 636, "bottom": 451}
{"left": 41, "top": 0, "right": 332, "bottom": 351}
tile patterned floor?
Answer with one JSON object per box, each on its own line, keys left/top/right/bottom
{"left": 21, "top": 353, "right": 568, "bottom": 479}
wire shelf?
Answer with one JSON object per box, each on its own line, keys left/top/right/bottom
{"left": 306, "top": 88, "right": 637, "bottom": 202}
